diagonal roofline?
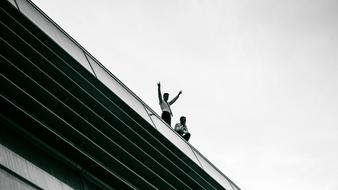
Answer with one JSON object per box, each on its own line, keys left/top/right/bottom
{"left": 5, "top": 0, "right": 241, "bottom": 189}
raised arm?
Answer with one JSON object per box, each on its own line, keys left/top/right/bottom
{"left": 169, "top": 90, "right": 182, "bottom": 105}
{"left": 157, "top": 82, "right": 163, "bottom": 103}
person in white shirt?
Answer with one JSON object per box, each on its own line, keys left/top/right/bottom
{"left": 175, "top": 116, "right": 190, "bottom": 141}
{"left": 157, "top": 82, "right": 182, "bottom": 126}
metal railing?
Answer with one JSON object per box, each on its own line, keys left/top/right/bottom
{"left": 7, "top": 0, "right": 240, "bottom": 189}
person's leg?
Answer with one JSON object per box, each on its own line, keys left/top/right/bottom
{"left": 161, "top": 111, "right": 171, "bottom": 126}
{"left": 168, "top": 115, "right": 171, "bottom": 126}
{"left": 183, "top": 133, "right": 191, "bottom": 141}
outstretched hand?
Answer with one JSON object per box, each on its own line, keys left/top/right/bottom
{"left": 179, "top": 91, "right": 182, "bottom": 95}
{"left": 157, "top": 82, "right": 161, "bottom": 87}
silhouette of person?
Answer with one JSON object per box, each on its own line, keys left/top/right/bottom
{"left": 157, "top": 82, "right": 182, "bottom": 126}
{"left": 175, "top": 116, "right": 191, "bottom": 141}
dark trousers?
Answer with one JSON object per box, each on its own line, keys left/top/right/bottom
{"left": 178, "top": 131, "right": 191, "bottom": 141}
{"left": 161, "top": 111, "right": 171, "bottom": 126}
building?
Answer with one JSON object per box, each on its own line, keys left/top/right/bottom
{"left": 0, "top": 0, "right": 240, "bottom": 189}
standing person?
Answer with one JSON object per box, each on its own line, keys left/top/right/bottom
{"left": 157, "top": 82, "right": 182, "bottom": 126}
{"left": 175, "top": 116, "right": 191, "bottom": 141}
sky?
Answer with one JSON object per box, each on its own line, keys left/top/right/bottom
{"left": 30, "top": 0, "right": 338, "bottom": 189}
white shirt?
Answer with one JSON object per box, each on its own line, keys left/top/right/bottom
{"left": 175, "top": 123, "right": 188, "bottom": 133}
{"left": 160, "top": 101, "right": 171, "bottom": 113}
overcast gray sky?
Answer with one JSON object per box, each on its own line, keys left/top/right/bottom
{"left": 31, "top": 0, "right": 338, "bottom": 189}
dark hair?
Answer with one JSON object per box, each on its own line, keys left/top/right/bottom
{"left": 164, "top": 93, "right": 169, "bottom": 96}
{"left": 180, "top": 116, "right": 186, "bottom": 119}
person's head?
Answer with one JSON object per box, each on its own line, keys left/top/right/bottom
{"left": 180, "top": 116, "right": 186, "bottom": 125}
{"left": 163, "top": 93, "right": 169, "bottom": 101}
